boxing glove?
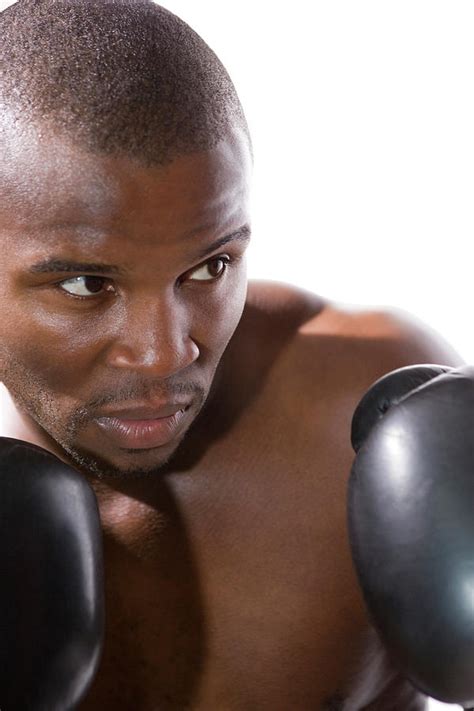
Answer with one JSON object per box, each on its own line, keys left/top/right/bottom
{"left": 347, "top": 363, "right": 474, "bottom": 708}
{"left": 0, "top": 436, "right": 104, "bottom": 711}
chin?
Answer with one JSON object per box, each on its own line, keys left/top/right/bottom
{"left": 60, "top": 437, "right": 178, "bottom": 481}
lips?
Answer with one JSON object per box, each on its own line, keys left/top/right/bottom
{"left": 97, "top": 402, "right": 191, "bottom": 420}
{"left": 94, "top": 406, "right": 190, "bottom": 449}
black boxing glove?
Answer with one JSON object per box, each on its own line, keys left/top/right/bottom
{"left": 347, "top": 363, "right": 474, "bottom": 708}
{"left": 0, "top": 436, "right": 104, "bottom": 711}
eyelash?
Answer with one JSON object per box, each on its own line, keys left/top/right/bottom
{"left": 54, "top": 254, "right": 235, "bottom": 301}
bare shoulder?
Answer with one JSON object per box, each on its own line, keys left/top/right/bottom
{"left": 320, "top": 299, "right": 466, "bottom": 406}
{"left": 245, "top": 278, "right": 327, "bottom": 323}
{"left": 246, "top": 279, "right": 465, "bottom": 388}
{"left": 326, "top": 299, "right": 465, "bottom": 367}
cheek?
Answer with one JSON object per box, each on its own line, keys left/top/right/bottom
{"left": 1, "top": 290, "right": 96, "bottom": 360}
{"left": 199, "top": 287, "right": 247, "bottom": 363}
{"left": 0, "top": 306, "right": 94, "bottom": 394}
{"left": 0, "top": 338, "right": 78, "bottom": 396}
{"left": 209, "top": 269, "right": 248, "bottom": 342}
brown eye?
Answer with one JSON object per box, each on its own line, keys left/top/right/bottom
{"left": 58, "top": 275, "right": 108, "bottom": 297}
{"left": 188, "top": 256, "right": 230, "bottom": 282}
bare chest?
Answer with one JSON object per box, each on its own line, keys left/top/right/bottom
{"left": 81, "top": 386, "right": 368, "bottom": 710}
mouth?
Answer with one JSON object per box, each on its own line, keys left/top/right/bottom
{"left": 96, "top": 400, "right": 191, "bottom": 420}
{"left": 94, "top": 406, "right": 190, "bottom": 450}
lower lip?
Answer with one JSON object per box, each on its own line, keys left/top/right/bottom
{"left": 94, "top": 408, "right": 189, "bottom": 450}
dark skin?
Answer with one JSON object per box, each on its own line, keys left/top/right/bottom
{"left": 0, "top": 120, "right": 465, "bottom": 709}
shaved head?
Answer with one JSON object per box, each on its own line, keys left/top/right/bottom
{"left": 0, "top": 0, "right": 252, "bottom": 167}
{"left": 0, "top": 1, "right": 254, "bottom": 481}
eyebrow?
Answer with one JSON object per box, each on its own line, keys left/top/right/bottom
{"left": 27, "top": 224, "right": 252, "bottom": 276}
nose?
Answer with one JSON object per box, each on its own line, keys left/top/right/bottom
{"left": 106, "top": 295, "right": 200, "bottom": 378}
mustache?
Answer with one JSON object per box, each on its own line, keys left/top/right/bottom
{"left": 92, "top": 382, "right": 203, "bottom": 409}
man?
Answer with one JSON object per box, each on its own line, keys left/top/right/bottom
{"left": 0, "top": 1, "right": 464, "bottom": 708}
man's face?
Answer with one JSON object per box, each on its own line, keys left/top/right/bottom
{"left": 0, "top": 123, "right": 252, "bottom": 480}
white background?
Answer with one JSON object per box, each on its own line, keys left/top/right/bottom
{"left": 1, "top": 2, "right": 472, "bottom": 707}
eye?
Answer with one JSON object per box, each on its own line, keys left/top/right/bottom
{"left": 186, "top": 256, "right": 231, "bottom": 282}
{"left": 57, "top": 275, "right": 111, "bottom": 298}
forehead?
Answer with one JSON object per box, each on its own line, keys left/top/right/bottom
{"left": 0, "top": 119, "right": 252, "bottom": 245}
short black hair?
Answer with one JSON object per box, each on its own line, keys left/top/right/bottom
{"left": 0, "top": 0, "right": 253, "bottom": 166}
